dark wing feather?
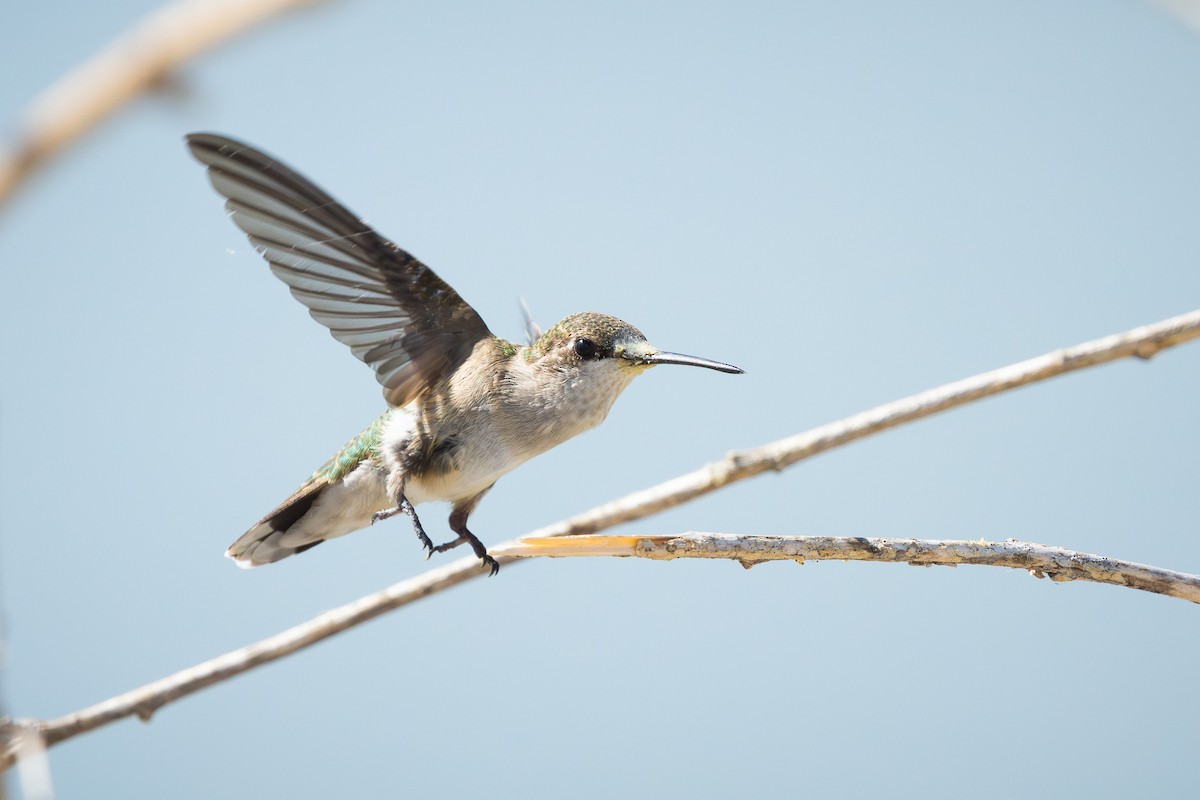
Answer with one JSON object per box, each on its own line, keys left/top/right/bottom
{"left": 186, "top": 132, "right": 491, "bottom": 408}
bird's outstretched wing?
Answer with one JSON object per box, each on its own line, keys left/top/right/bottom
{"left": 186, "top": 133, "right": 492, "bottom": 408}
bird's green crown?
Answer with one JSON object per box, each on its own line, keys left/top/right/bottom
{"left": 532, "top": 312, "right": 648, "bottom": 362}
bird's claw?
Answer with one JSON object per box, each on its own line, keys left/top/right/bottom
{"left": 428, "top": 535, "right": 498, "bottom": 575}
{"left": 382, "top": 498, "right": 497, "bottom": 575}
{"left": 371, "top": 506, "right": 402, "bottom": 525}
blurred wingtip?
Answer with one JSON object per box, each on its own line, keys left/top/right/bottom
{"left": 519, "top": 296, "right": 542, "bottom": 344}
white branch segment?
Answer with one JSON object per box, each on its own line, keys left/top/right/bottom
{"left": 0, "top": 0, "right": 324, "bottom": 208}
{"left": 3, "top": 308, "right": 1199, "bottom": 769}
{"left": 492, "top": 534, "right": 1200, "bottom": 604}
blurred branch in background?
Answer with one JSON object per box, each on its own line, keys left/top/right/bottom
{"left": 0, "top": 0, "right": 324, "bottom": 212}
{"left": 1154, "top": 0, "right": 1200, "bottom": 35}
{"left": 495, "top": 534, "right": 1200, "bottom": 604}
{"left": 1, "top": 308, "right": 1198, "bottom": 771}
{"left": 0, "top": 723, "right": 53, "bottom": 800}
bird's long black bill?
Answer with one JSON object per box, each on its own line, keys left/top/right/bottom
{"left": 643, "top": 351, "right": 744, "bottom": 374}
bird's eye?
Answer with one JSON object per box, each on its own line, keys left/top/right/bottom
{"left": 573, "top": 338, "right": 597, "bottom": 359}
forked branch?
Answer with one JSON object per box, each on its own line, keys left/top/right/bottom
{"left": 3, "top": 308, "right": 1199, "bottom": 769}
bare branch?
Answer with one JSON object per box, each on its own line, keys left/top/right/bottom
{"left": 0, "top": 0, "right": 323, "bottom": 210}
{"left": 3, "top": 308, "right": 1198, "bottom": 770}
{"left": 527, "top": 308, "right": 1200, "bottom": 537}
{"left": 492, "top": 534, "right": 1200, "bottom": 604}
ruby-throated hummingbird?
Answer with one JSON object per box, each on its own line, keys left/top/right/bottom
{"left": 187, "top": 133, "right": 743, "bottom": 575}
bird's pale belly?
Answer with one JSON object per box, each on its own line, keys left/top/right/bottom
{"left": 403, "top": 440, "right": 528, "bottom": 506}
{"left": 381, "top": 406, "right": 532, "bottom": 507}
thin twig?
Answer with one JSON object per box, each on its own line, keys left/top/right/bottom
{"left": 2, "top": 308, "right": 1198, "bottom": 769}
{"left": 492, "top": 534, "right": 1200, "bottom": 604}
{"left": 0, "top": 0, "right": 323, "bottom": 210}
{"left": 526, "top": 308, "right": 1200, "bottom": 537}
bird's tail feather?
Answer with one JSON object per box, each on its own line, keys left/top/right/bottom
{"left": 226, "top": 480, "right": 328, "bottom": 568}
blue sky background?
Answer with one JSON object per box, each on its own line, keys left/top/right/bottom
{"left": 2, "top": 2, "right": 1199, "bottom": 797}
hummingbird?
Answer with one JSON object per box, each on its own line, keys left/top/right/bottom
{"left": 186, "top": 133, "right": 743, "bottom": 575}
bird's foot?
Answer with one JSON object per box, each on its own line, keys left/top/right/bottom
{"left": 425, "top": 532, "right": 499, "bottom": 575}
{"left": 425, "top": 534, "right": 497, "bottom": 573}
{"left": 429, "top": 535, "right": 468, "bottom": 554}
{"left": 402, "top": 499, "right": 435, "bottom": 553}
{"left": 371, "top": 506, "right": 402, "bottom": 525}
{"left": 373, "top": 498, "right": 436, "bottom": 553}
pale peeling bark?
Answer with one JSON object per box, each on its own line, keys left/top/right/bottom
{"left": 492, "top": 534, "right": 1200, "bottom": 604}
{"left": 3, "top": 308, "right": 1199, "bottom": 770}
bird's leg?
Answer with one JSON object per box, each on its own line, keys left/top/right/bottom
{"left": 401, "top": 497, "right": 435, "bottom": 554}
{"left": 429, "top": 506, "right": 499, "bottom": 575}
{"left": 372, "top": 490, "right": 435, "bottom": 553}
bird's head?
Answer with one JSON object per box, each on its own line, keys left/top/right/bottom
{"left": 533, "top": 312, "right": 743, "bottom": 377}
{"left": 497, "top": 311, "right": 743, "bottom": 450}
